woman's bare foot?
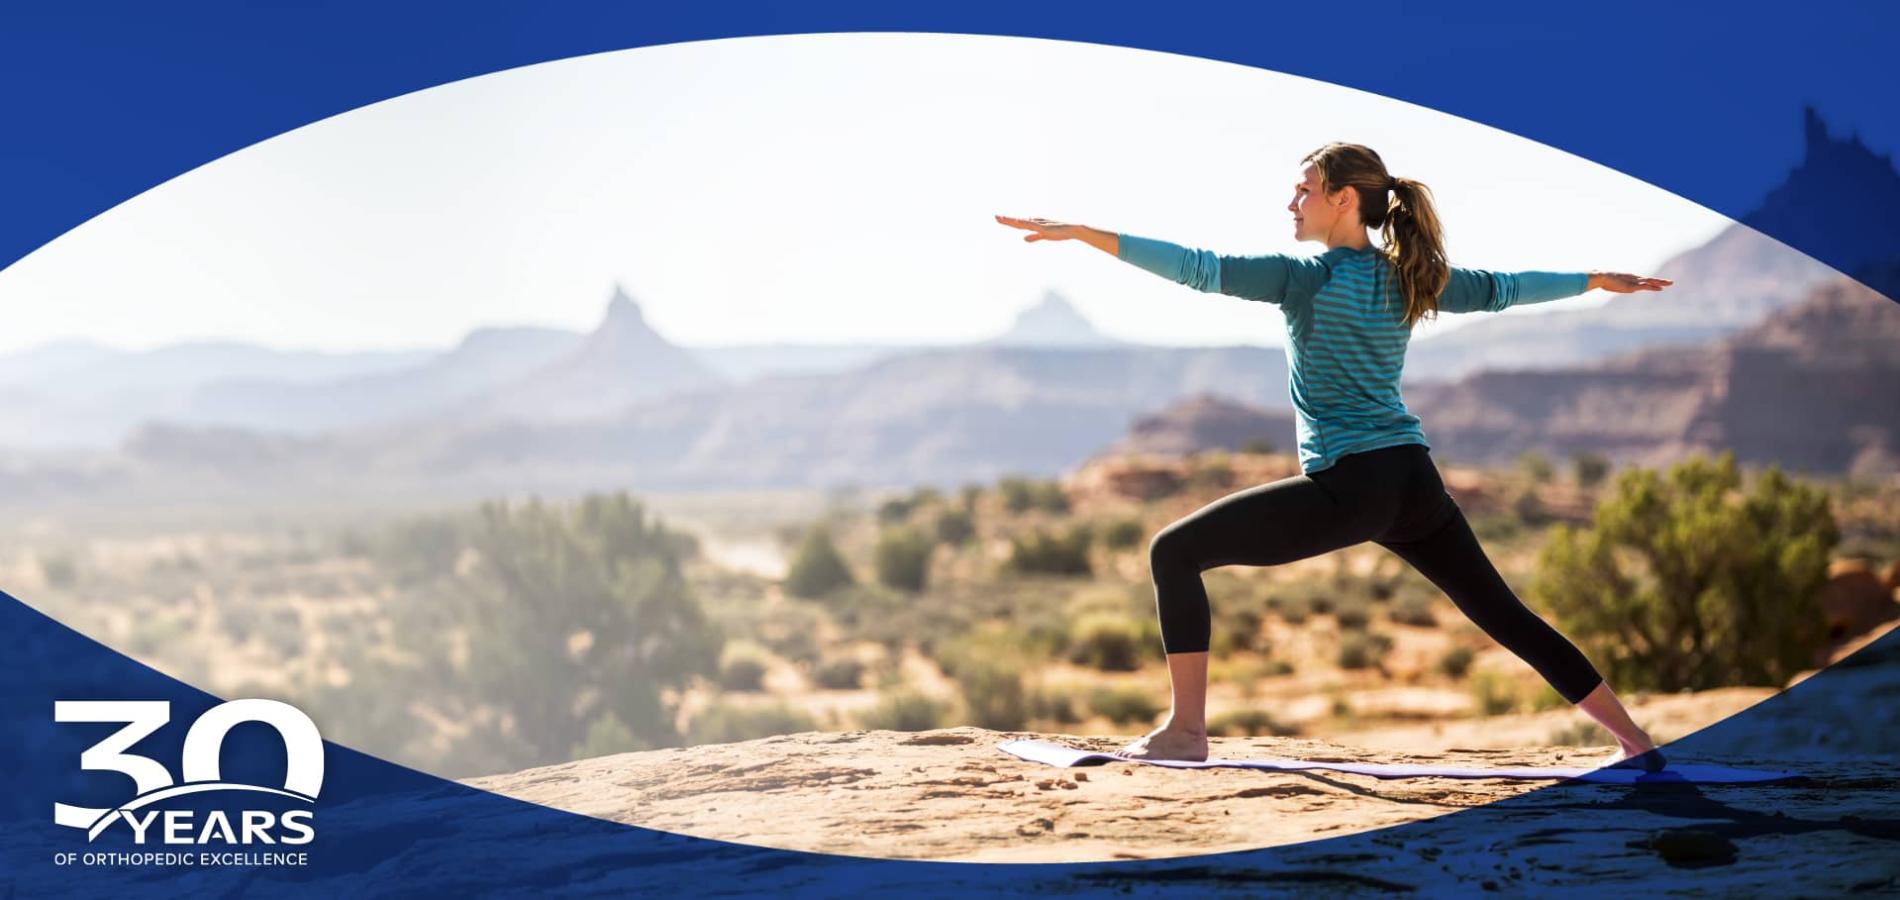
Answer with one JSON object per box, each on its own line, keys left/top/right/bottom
{"left": 1114, "top": 724, "right": 1208, "bottom": 762}
{"left": 1595, "top": 732, "right": 1668, "bottom": 772}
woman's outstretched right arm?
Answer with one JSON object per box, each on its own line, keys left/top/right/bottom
{"left": 995, "top": 215, "right": 1325, "bottom": 306}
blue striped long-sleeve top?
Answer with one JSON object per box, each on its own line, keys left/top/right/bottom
{"left": 1116, "top": 233, "right": 1591, "bottom": 474}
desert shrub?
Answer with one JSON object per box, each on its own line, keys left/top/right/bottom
{"left": 877, "top": 496, "right": 917, "bottom": 525}
{"left": 1469, "top": 670, "right": 1519, "bottom": 715}
{"left": 1006, "top": 525, "right": 1093, "bottom": 576}
{"left": 1512, "top": 486, "right": 1555, "bottom": 527}
{"left": 1389, "top": 594, "right": 1438, "bottom": 627}
{"left": 1519, "top": 451, "right": 1554, "bottom": 484}
{"left": 1033, "top": 481, "right": 1072, "bottom": 514}
{"left": 953, "top": 657, "right": 1030, "bottom": 730}
{"left": 1528, "top": 683, "right": 1569, "bottom": 711}
{"left": 1029, "top": 685, "right": 1083, "bottom": 724}
{"left": 1337, "top": 631, "right": 1394, "bottom": 670}
{"left": 687, "top": 702, "right": 817, "bottom": 745}
{"left": 1533, "top": 453, "right": 1838, "bottom": 691}
{"left": 933, "top": 508, "right": 975, "bottom": 545}
{"left": 998, "top": 476, "right": 1070, "bottom": 514}
{"left": 1099, "top": 517, "right": 1146, "bottom": 550}
{"left": 378, "top": 491, "right": 719, "bottom": 771}
{"left": 812, "top": 656, "right": 866, "bottom": 690}
{"left": 1211, "top": 605, "right": 1266, "bottom": 654}
{"left": 1189, "top": 453, "right": 1234, "bottom": 489}
{"left": 571, "top": 712, "right": 652, "bottom": 760}
{"left": 1546, "top": 719, "right": 1614, "bottom": 747}
{"left": 958, "top": 483, "right": 983, "bottom": 511}
{"left": 1088, "top": 686, "right": 1164, "bottom": 726}
{"left": 371, "top": 515, "right": 466, "bottom": 586}
{"left": 1208, "top": 708, "right": 1297, "bottom": 738}
{"left": 1573, "top": 452, "right": 1612, "bottom": 488}
{"left": 748, "top": 601, "right": 826, "bottom": 668}
{"left": 1333, "top": 597, "right": 1372, "bottom": 630}
{"left": 1272, "top": 593, "right": 1312, "bottom": 625}
{"left": 785, "top": 524, "right": 854, "bottom": 598}
{"left": 1438, "top": 645, "right": 1476, "bottom": 678}
{"left": 860, "top": 688, "right": 953, "bottom": 731}
{"left": 873, "top": 527, "right": 932, "bottom": 592}
{"left": 1241, "top": 438, "right": 1276, "bottom": 455}
{"left": 717, "top": 642, "right": 773, "bottom": 691}
{"left": 1067, "top": 613, "right": 1154, "bottom": 671}
{"left": 929, "top": 628, "right": 1033, "bottom": 730}
{"left": 1469, "top": 513, "right": 1524, "bottom": 543}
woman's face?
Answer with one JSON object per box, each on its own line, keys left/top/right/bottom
{"left": 1288, "top": 162, "right": 1344, "bottom": 244}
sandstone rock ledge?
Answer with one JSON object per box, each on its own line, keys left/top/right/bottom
{"left": 464, "top": 727, "right": 1897, "bottom": 891}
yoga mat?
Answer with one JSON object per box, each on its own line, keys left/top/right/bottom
{"left": 996, "top": 739, "right": 1804, "bottom": 785}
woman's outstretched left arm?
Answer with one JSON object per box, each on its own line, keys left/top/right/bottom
{"left": 1437, "top": 266, "right": 1672, "bottom": 313}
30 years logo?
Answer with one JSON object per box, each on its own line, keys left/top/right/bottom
{"left": 53, "top": 699, "right": 323, "bottom": 846}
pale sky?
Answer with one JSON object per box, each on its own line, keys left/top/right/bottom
{"left": 0, "top": 32, "right": 1732, "bottom": 356}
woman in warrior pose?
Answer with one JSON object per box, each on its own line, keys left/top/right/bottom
{"left": 996, "top": 142, "right": 1673, "bottom": 770}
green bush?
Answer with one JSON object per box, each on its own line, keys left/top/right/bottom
{"left": 1438, "top": 645, "right": 1476, "bottom": 678}
{"left": 1099, "top": 517, "right": 1146, "bottom": 550}
{"left": 687, "top": 702, "right": 817, "bottom": 745}
{"left": 1511, "top": 486, "right": 1555, "bottom": 527}
{"left": 749, "top": 601, "right": 826, "bottom": 668}
{"left": 1519, "top": 451, "right": 1554, "bottom": 484}
{"left": 372, "top": 491, "right": 719, "bottom": 772}
{"left": 718, "top": 642, "right": 772, "bottom": 691}
{"left": 1211, "top": 605, "right": 1266, "bottom": 654}
{"left": 1240, "top": 438, "right": 1276, "bottom": 455}
{"left": 1547, "top": 719, "right": 1614, "bottom": 746}
{"left": 933, "top": 508, "right": 975, "bottom": 545}
{"left": 877, "top": 497, "right": 917, "bottom": 525}
{"left": 1532, "top": 453, "right": 1838, "bottom": 691}
{"left": 860, "top": 688, "right": 953, "bottom": 731}
{"left": 1088, "top": 686, "right": 1164, "bottom": 726}
{"left": 785, "top": 524, "right": 854, "bottom": 598}
{"left": 952, "top": 657, "right": 1031, "bottom": 730}
{"left": 1006, "top": 526, "right": 1093, "bottom": 576}
{"left": 1389, "top": 594, "right": 1438, "bottom": 627}
{"left": 873, "top": 527, "right": 932, "bottom": 592}
{"left": 571, "top": 712, "right": 653, "bottom": 760}
{"left": 1273, "top": 593, "right": 1312, "bottom": 625}
{"left": 1337, "top": 631, "right": 1394, "bottom": 670}
{"left": 1029, "top": 686, "right": 1083, "bottom": 724}
{"left": 1469, "top": 670, "right": 1519, "bottom": 715}
{"left": 813, "top": 656, "right": 866, "bottom": 690}
{"left": 1334, "top": 597, "right": 1372, "bottom": 630}
{"left": 1208, "top": 708, "right": 1296, "bottom": 738}
{"left": 1189, "top": 453, "right": 1234, "bottom": 489}
{"left": 998, "top": 476, "right": 1070, "bottom": 514}
{"left": 1066, "top": 613, "right": 1153, "bottom": 671}
{"left": 1572, "top": 452, "right": 1612, "bottom": 488}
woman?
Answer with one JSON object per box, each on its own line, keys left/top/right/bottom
{"left": 995, "top": 142, "right": 1674, "bottom": 771}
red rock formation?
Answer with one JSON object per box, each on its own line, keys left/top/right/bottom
{"left": 1408, "top": 276, "right": 1900, "bottom": 473}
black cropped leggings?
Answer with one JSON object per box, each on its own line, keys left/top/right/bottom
{"left": 1146, "top": 443, "right": 1605, "bottom": 705}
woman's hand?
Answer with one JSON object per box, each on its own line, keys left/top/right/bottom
{"left": 994, "top": 214, "right": 1087, "bottom": 242}
{"left": 1589, "top": 271, "right": 1674, "bottom": 293}
{"left": 995, "top": 214, "right": 1119, "bottom": 255}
